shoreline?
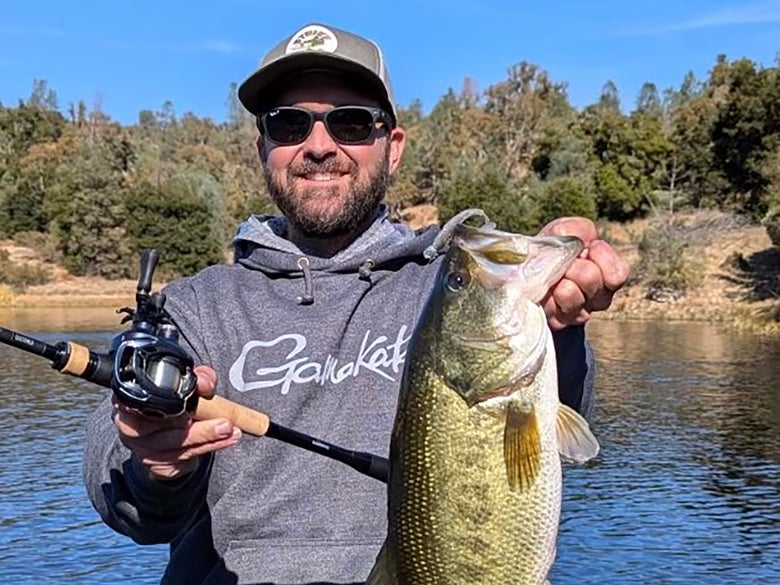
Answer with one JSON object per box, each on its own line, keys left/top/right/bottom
{"left": 2, "top": 278, "right": 778, "bottom": 335}
{"left": 1, "top": 213, "right": 778, "bottom": 335}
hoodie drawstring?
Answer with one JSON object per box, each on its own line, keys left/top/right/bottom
{"left": 358, "top": 259, "right": 375, "bottom": 282}
{"left": 297, "top": 257, "right": 314, "bottom": 305}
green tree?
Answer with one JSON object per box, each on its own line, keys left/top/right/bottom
{"left": 635, "top": 82, "right": 662, "bottom": 116}
{"left": 438, "top": 162, "right": 535, "bottom": 234}
{"left": 708, "top": 57, "right": 780, "bottom": 215}
{"left": 0, "top": 101, "right": 67, "bottom": 236}
{"left": 532, "top": 176, "right": 597, "bottom": 228}
{"left": 482, "top": 62, "right": 568, "bottom": 182}
{"left": 27, "top": 79, "right": 59, "bottom": 111}
{"left": 41, "top": 111, "right": 137, "bottom": 276}
{"left": 124, "top": 179, "right": 227, "bottom": 277}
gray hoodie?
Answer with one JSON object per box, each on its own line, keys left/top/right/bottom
{"left": 83, "top": 207, "right": 594, "bottom": 585}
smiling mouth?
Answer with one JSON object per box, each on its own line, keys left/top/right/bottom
{"left": 301, "top": 173, "right": 347, "bottom": 181}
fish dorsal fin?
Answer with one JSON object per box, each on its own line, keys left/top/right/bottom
{"left": 504, "top": 401, "right": 541, "bottom": 492}
{"left": 556, "top": 403, "right": 600, "bottom": 464}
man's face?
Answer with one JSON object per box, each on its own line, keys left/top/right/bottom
{"left": 257, "top": 74, "right": 405, "bottom": 237}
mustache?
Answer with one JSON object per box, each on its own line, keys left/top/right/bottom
{"left": 289, "top": 159, "right": 356, "bottom": 176}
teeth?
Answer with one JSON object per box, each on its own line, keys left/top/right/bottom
{"left": 307, "top": 173, "right": 336, "bottom": 181}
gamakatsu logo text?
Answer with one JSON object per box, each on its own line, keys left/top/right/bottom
{"left": 228, "top": 326, "right": 411, "bottom": 395}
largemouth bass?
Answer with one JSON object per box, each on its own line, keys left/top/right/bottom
{"left": 368, "top": 223, "right": 600, "bottom": 585}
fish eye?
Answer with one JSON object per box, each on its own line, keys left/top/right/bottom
{"left": 445, "top": 270, "right": 470, "bottom": 293}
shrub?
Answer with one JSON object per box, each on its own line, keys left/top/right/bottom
{"left": 11, "top": 230, "right": 62, "bottom": 263}
{"left": 438, "top": 163, "right": 536, "bottom": 234}
{"left": 0, "top": 249, "right": 51, "bottom": 291}
{"left": 634, "top": 218, "right": 701, "bottom": 301}
{"left": 762, "top": 207, "right": 780, "bottom": 247}
{"left": 533, "top": 176, "right": 597, "bottom": 228}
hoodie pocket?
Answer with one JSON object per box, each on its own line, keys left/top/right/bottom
{"left": 208, "top": 538, "right": 384, "bottom": 585}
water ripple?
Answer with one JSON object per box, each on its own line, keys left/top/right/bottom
{"left": 2, "top": 322, "right": 779, "bottom": 584}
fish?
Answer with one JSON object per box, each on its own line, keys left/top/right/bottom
{"left": 367, "top": 223, "right": 600, "bottom": 585}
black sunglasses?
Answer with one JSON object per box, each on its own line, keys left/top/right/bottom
{"left": 256, "top": 106, "right": 393, "bottom": 146}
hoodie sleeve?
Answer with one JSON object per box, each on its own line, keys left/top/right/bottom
{"left": 82, "top": 397, "right": 212, "bottom": 544}
{"left": 81, "top": 277, "right": 212, "bottom": 544}
{"left": 552, "top": 325, "right": 596, "bottom": 419}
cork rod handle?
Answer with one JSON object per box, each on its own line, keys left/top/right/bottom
{"left": 192, "top": 394, "right": 271, "bottom": 436}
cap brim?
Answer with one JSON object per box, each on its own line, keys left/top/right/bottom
{"left": 238, "top": 53, "right": 392, "bottom": 118}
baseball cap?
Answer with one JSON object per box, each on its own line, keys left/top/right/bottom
{"left": 238, "top": 23, "right": 397, "bottom": 126}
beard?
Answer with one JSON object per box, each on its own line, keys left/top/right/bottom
{"left": 264, "top": 147, "right": 390, "bottom": 238}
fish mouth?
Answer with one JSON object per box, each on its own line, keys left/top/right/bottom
{"left": 454, "top": 226, "right": 584, "bottom": 302}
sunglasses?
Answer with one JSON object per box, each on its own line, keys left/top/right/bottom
{"left": 256, "top": 106, "right": 393, "bottom": 146}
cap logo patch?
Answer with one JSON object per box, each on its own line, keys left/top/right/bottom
{"left": 286, "top": 25, "right": 338, "bottom": 54}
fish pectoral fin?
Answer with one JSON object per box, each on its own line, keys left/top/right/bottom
{"left": 504, "top": 402, "right": 541, "bottom": 492}
{"left": 365, "top": 541, "right": 396, "bottom": 585}
{"left": 556, "top": 403, "right": 600, "bottom": 464}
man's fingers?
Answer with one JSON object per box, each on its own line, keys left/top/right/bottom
{"left": 122, "top": 418, "right": 239, "bottom": 452}
{"left": 134, "top": 429, "right": 242, "bottom": 466}
{"left": 538, "top": 224, "right": 629, "bottom": 331}
{"left": 194, "top": 365, "right": 217, "bottom": 399}
{"left": 563, "top": 258, "right": 604, "bottom": 302}
{"left": 112, "top": 402, "right": 190, "bottom": 439}
{"left": 542, "top": 281, "right": 591, "bottom": 331}
{"left": 539, "top": 217, "right": 599, "bottom": 244}
{"left": 127, "top": 418, "right": 242, "bottom": 481}
{"left": 545, "top": 307, "right": 590, "bottom": 331}
{"left": 587, "top": 240, "right": 630, "bottom": 292}
{"left": 550, "top": 278, "right": 587, "bottom": 317}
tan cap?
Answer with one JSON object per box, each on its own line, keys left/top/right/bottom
{"left": 238, "top": 23, "right": 397, "bottom": 125}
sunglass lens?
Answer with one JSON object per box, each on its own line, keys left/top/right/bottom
{"left": 327, "top": 108, "right": 375, "bottom": 143}
{"left": 265, "top": 109, "right": 312, "bottom": 144}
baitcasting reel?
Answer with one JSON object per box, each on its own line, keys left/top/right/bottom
{"left": 110, "top": 249, "right": 197, "bottom": 417}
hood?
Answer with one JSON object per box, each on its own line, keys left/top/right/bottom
{"left": 233, "top": 205, "right": 439, "bottom": 277}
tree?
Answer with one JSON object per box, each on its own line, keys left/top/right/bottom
{"left": 708, "top": 58, "right": 780, "bottom": 215}
{"left": 438, "top": 162, "right": 535, "bottom": 234}
{"left": 124, "top": 179, "right": 227, "bottom": 277}
{"left": 27, "top": 79, "right": 58, "bottom": 111}
{"left": 598, "top": 80, "right": 621, "bottom": 112}
{"left": 636, "top": 82, "right": 662, "bottom": 117}
{"left": 482, "top": 62, "right": 568, "bottom": 182}
{"left": 533, "top": 176, "right": 597, "bottom": 228}
{"left": 0, "top": 102, "right": 67, "bottom": 236}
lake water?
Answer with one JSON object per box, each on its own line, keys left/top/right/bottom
{"left": 0, "top": 315, "right": 778, "bottom": 584}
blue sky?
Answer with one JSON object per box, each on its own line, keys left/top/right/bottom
{"left": 1, "top": 0, "right": 779, "bottom": 125}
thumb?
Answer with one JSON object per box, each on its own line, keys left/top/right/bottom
{"left": 194, "top": 364, "right": 217, "bottom": 399}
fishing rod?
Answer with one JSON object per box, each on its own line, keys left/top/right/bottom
{"left": 0, "top": 249, "right": 388, "bottom": 484}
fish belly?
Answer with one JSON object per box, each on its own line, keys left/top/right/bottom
{"left": 388, "top": 366, "right": 562, "bottom": 585}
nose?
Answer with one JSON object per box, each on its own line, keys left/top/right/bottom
{"left": 302, "top": 119, "right": 338, "bottom": 159}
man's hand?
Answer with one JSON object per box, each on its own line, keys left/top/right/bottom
{"left": 112, "top": 365, "right": 241, "bottom": 481}
{"left": 539, "top": 217, "right": 630, "bottom": 331}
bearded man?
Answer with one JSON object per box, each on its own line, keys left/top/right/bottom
{"left": 83, "top": 22, "right": 629, "bottom": 585}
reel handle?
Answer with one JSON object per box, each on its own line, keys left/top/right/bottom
{"left": 137, "top": 249, "right": 159, "bottom": 295}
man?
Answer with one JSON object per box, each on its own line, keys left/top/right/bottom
{"left": 83, "top": 22, "right": 629, "bottom": 585}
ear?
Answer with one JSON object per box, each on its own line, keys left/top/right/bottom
{"left": 387, "top": 127, "right": 406, "bottom": 176}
